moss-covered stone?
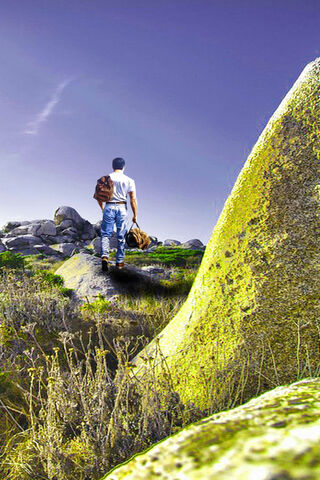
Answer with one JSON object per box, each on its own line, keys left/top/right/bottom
{"left": 133, "top": 58, "right": 320, "bottom": 410}
{"left": 101, "top": 378, "right": 320, "bottom": 479}
{"left": 55, "top": 252, "right": 118, "bottom": 301}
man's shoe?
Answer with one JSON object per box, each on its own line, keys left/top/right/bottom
{"left": 116, "top": 262, "right": 124, "bottom": 269}
{"left": 101, "top": 257, "right": 109, "bottom": 272}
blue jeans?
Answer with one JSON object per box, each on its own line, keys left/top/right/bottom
{"left": 101, "top": 204, "right": 128, "bottom": 263}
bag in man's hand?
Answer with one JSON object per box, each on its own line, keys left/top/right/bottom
{"left": 125, "top": 222, "right": 151, "bottom": 250}
{"left": 93, "top": 175, "right": 114, "bottom": 202}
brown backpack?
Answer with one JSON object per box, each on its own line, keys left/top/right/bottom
{"left": 93, "top": 175, "right": 114, "bottom": 202}
{"left": 125, "top": 223, "right": 151, "bottom": 250}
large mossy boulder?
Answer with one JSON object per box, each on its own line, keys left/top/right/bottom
{"left": 133, "top": 58, "right": 320, "bottom": 410}
{"left": 55, "top": 252, "right": 118, "bottom": 302}
{"left": 101, "top": 378, "right": 320, "bottom": 480}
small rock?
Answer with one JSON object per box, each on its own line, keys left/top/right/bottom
{"left": 54, "top": 206, "right": 85, "bottom": 229}
{"left": 93, "top": 220, "right": 102, "bottom": 236}
{"left": 33, "top": 244, "right": 63, "bottom": 257}
{"left": 59, "top": 227, "right": 79, "bottom": 240}
{"left": 35, "top": 220, "right": 56, "bottom": 236}
{"left": 141, "top": 266, "right": 165, "bottom": 275}
{"left": 164, "top": 239, "right": 181, "bottom": 246}
{"left": 180, "top": 238, "right": 204, "bottom": 250}
{"left": 57, "top": 219, "right": 74, "bottom": 230}
{"left": 9, "top": 225, "right": 32, "bottom": 236}
{"left": 2, "top": 235, "right": 44, "bottom": 248}
{"left": 144, "top": 246, "right": 157, "bottom": 253}
{"left": 47, "top": 235, "right": 77, "bottom": 244}
{"left": 51, "top": 243, "right": 79, "bottom": 257}
{"left": 81, "top": 220, "right": 96, "bottom": 240}
{"left": 10, "top": 246, "right": 42, "bottom": 256}
{"left": 149, "top": 236, "right": 158, "bottom": 246}
{"left": 1, "top": 221, "right": 31, "bottom": 233}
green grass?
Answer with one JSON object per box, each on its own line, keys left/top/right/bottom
{"left": 109, "top": 246, "right": 204, "bottom": 267}
{"left": 0, "top": 251, "right": 25, "bottom": 269}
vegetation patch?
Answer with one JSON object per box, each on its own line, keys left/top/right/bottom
{"left": 0, "top": 249, "right": 201, "bottom": 479}
{"left": 0, "top": 251, "right": 25, "bottom": 269}
{"left": 109, "top": 246, "right": 203, "bottom": 267}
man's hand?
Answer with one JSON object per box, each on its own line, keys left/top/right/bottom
{"left": 132, "top": 215, "right": 137, "bottom": 223}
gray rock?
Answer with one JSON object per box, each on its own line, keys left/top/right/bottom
{"left": 6, "top": 221, "right": 56, "bottom": 237}
{"left": 2, "top": 221, "right": 21, "bottom": 233}
{"left": 54, "top": 206, "right": 85, "bottom": 229}
{"left": 56, "top": 219, "right": 74, "bottom": 230}
{"left": 33, "top": 244, "right": 63, "bottom": 257}
{"left": 51, "top": 243, "right": 79, "bottom": 257}
{"left": 2, "top": 235, "right": 44, "bottom": 248}
{"left": 55, "top": 252, "right": 119, "bottom": 302}
{"left": 9, "top": 246, "right": 42, "bottom": 256}
{"left": 148, "top": 236, "right": 158, "bottom": 247}
{"left": 63, "top": 226, "right": 78, "bottom": 234}
{"left": 93, "top": 220, "right": 102, "bottom": 236}
{"left": 181, "top": 238, "right": 204, "bottom": 250}
{"left": 141, "top": 266, "right": 165, "bottom": 275}
{"left": 164, "top": 239, "right": 181, "bottom": 246}
{"left": 82, "top": 239, "right": 92, "bottom": 247}
{"left": 47, "top": 235, "right": 77, "bottom": 244}
{"left": 81, "top": 234, "right": 92, "bottom": 241}
{"left": 1, "top": 221, "right": 31, "bottom": 233}
{"left": 93, "top": 232, "right": 118, "bottom": 251}
{"left": 82, "top": 220, "right": 95, "bottom": 240}
{"left": 0, "top": 241, "right": 7, "bottom": 253}
{"left": 9, "top": 225, "right": 32, "bottom": 236}
{"left": 144, "top": 246, "right": 157, "bottom": 253}
{"left": 90, "top": 237, "right": 101, "bottom": 255}
{"left": 59, "top": 227, "right": 79, "bottom": 240}
{"left": 110, "top": 232, "right": 118, "bottom": 249}
{"left": 35, "top": 220, "right": 56, "bottom": 236}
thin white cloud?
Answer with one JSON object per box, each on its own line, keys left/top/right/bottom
{"left": 23, "top": 78, "right": 72, "bottom": 135}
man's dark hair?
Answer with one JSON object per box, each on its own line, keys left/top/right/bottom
{"left": 112, "top": 157, "right": 125, "bottom": 170}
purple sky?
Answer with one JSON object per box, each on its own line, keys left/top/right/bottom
{"left": 0, "top": 0, "right": 319, "bottom": 243}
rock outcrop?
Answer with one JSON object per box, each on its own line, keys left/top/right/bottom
{"left": 132, "top": 58, "right": 320, "bottom": 410}
{"left": 163, "top": 239, "right": 181, "bottom": 246}
{"left": 1, "top": 206, "right": 202, "bottom": 259}
{"left": 55, "top": 252, "right": 119, "bottom": 302}
{"left": 54, "top": 206, "right": 86, "bottom": 229}
{"left": 180, "top": 238, "right": 204, "bottom": 250}
{"left": 55, "top": 252, "right": 175, "bottom": 302}
{"left": 101, "top": 378, "right": 320, "bottom": 480}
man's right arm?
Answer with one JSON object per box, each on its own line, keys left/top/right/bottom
{"left": 129, "top": 191, "right": 138, "bottom": 223}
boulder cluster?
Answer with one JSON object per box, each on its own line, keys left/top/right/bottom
{"left": 0, "top": 206, "right": 204, "bottom": 258}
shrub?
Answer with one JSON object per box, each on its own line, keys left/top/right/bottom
{"left": 0, "top": 260, "right": 203, "bottom": 480}
{"left": 0, "top": 251, "right": 25, "bottom": 269}
{"left": 0, "top": 333, "right": 202, "bottom": 480}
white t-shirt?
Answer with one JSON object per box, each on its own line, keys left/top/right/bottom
{"left": 108, "top": 171, "right": 136, "bottom": 202}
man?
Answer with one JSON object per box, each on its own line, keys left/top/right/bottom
{"left": 96, "top": 157, "right": 138, "bottom": 271}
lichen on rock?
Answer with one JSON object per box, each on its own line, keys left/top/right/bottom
{"left": 101, "top": 378, "right": 320, "bottom": 480}
{"left": 132, "top": 58, "right": 320, "bottom": 411}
